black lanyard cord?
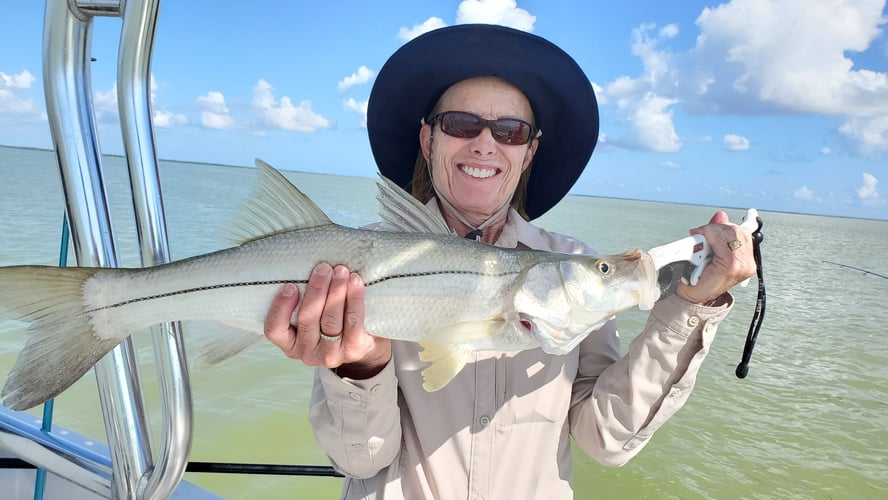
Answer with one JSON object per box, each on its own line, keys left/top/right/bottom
{"left": 736, "top": 217, "right": 765, "bottom": 378}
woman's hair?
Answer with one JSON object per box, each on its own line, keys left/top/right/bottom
{"left": 408, "top": 78, "right": 535, "bottom": 220}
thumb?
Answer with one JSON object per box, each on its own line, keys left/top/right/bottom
{"left": 709, "top": 210, "right": 730, "bottom": 224}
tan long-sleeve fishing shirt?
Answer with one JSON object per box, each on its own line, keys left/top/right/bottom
{"left": 309, "top": 205, "right": 732, "bottom": 499}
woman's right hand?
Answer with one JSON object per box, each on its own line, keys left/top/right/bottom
{"left": 264, "top": 263, "right": 392, "bottom": 379}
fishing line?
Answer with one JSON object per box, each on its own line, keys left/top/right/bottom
{"left": 821, "top": 260, "right": 888, "bottom": 280}
{"left": 736, "top": 217, "right": 765, "bottom": 379}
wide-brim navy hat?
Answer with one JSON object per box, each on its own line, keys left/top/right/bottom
{"left": 367, "top": 23, "right": 598, "bottom": 220}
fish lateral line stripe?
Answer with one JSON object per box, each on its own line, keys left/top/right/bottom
{"left": 364, "top": 269, "right": 518, "bottom": 287}
{"left": 86, "top": 269, "right": 518, "bottom": 313}
{"left": 86, "top": 279, "right": 307, "bottom": 313}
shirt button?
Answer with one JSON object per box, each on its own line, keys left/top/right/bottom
{"left": 687, "top": 315, "right": 700, "bottom": 327}
{"left": 351, "top": 443, "right": 364, "bottom": 450}
{"left": 479, "top": 415, "right": 490, "bottom": 427}
{"left": 349, "top": 392, "right": 361, "bottom": 401}
{"left": 669, "top": 387, "right": 682, "bottom": 397}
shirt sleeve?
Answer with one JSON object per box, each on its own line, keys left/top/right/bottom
{"left": 568, "top": 292, "right": 733, "bottom": 466}
{"left": 308, "top": 362, "right": 402, "bottom": 478}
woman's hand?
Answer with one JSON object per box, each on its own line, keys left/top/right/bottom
{"left": 264, "top": 263, "right": 391, "bottom": 378}
{"left": 676, "top": 211, "right": 757, "bottom": 305}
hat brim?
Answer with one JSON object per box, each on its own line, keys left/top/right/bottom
{"left": 367, "top": 24, "right": 598, "bottom": 220}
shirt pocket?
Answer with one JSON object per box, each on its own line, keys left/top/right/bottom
{"left": 498, "top": 350, "right": 577, "bottom": 426}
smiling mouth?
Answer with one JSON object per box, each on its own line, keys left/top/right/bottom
{"left": 458, "top": 164, "right": 499, "bottom": 179}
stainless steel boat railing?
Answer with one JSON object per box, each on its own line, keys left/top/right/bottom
{"left": 42, "top": 0, "right": 191, "bottom": 498}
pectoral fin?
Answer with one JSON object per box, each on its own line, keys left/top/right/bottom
{"left": 418, "top": 319, "right": 504, "bottom": 391}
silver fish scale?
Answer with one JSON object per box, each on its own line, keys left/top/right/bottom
{"left": 92, "top": 224, "right": 542, "bottom": 344}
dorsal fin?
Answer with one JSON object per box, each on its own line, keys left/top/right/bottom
{"left": 226, "top": 159, "right": 332, "bottom": 244}
{"left": 375, "top": 175, "right": 452, "bottom": 235}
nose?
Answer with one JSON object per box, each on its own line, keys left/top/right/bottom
{"left": 470, "top": 126, "right": 498, "bottom": 155}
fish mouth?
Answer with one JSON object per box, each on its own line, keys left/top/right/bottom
{"left": 458, "top": 163, "right": 500, "bottom": 179}
{"left": 635, "top": 252, "right": 661, "bottom": 310}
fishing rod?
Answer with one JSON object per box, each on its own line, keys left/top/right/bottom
{"left": 822, "top": 260, "right": 888, "bottom": 280}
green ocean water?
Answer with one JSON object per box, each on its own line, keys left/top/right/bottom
{"left": 1, "top": 145, "right": 886, "bottom": 499}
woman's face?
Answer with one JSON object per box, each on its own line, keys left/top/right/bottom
{"left": 420, "top": 77, "right": 538, "bottom": 224}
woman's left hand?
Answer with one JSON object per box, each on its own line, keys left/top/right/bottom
{"left": 676, "top": 211, "right": 757, "bottom": 305}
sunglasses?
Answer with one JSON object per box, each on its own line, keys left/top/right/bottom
{"left": 430, "top": 111, "right": 539, "bottom": 145}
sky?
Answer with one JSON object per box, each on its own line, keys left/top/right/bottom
{"left": 1, "top": 0, "right": 887, "bottom": 220}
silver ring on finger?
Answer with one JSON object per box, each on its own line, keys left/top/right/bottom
{"left": 319, "top": 332, "right": 342, "bottom": 342}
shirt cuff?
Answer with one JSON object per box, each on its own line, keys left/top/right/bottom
{"left": 651, "top": 292, "right": 733, "bottom": 342}
{"left": 316, "top": 361, "right": 397, "bottom": 410}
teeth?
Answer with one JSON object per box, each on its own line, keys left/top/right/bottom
{"left": 460, "top": 165, "right": 497, "bottom": 179}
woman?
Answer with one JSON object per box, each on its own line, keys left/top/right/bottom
{"left": 264, "top": 24, "right": 755, "bottom": 499}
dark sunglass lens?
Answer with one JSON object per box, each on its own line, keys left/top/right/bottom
{"left": 493, "top": 120, "right": 531, "bottom": 145}
{"left": 440, "top": 112, "right": 483, "bottom": 138}
{"left": 437, "top": 112, "right": 533, "bottom": 144}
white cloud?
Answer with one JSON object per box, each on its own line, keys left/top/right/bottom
{"left": 338, "top": 66, "right": 374, "bottom": 92}
{"left": 629, "top": 23, "right": 676, "bottom": 84}
{"left": 154, "top": 109, "right": 188, "bottom": 128}
{"left": 606, "top": 89, "right": 681, "bottom": 152}
{"left": 92, "top": 75, "right": 187, "bottom": 128}
{"left": 839, "top": 115, "right": 888, "bottom": 153}
{"left": 399, "top": 0, "right": 536, "bottom": 41}
{"left": 93, "top": 84, "right": 119, "bottom": 122}
{"left": 723, "top": 133, "right": 750, "bottom": 151}
{"left": 591, "top": 82, "right": 606, "bottom": 105}
{"left": 252, "top": 79, "right": 331, "bottom": 132}
{"left": 343, "top": 97, "right": 368, "bottom": 128}
{"left": 794, "top": 186, "right": 815, "bottom": 201}
{"left": 857, "top": 172, "right": 882, "bottom": 206}
{"left": 0, "top": 70, "right": 35, "bottom": 89}
{"left": 149, "top": 74, "right": 158, "bottom": 102}
{"left": 197, "top": 91, "right": 234, "bottom": 129}
{"left": 598, "top": 0, "right": 888, "bottom": 154}
{"left": 399, "top": 17, "right": 447, "bottom": 41}
{"left": 631, "top": 94, "right": 681, "bottom": 152}
{"left": 659, "top": 23, "right": 679, "bottom": 39}
{"left": 820, "top": 146, "right": 832, "bottom": 155}
{"left": 0, "top": 70, "right": 39, "bottom": 118}
{"left": 147, "top": 74, "right": 189, "bottom": 128}
{"left": 693, "top": 0, "right": 888, "bottom": 116}
{"left": 598, "top": 25, "right": 682, "bottom": 152}
{"left": 0, "top": 88, "right": 36, "bottom": 114}
{"left": 455, "top": 0, "right": 536, "bottom": 31}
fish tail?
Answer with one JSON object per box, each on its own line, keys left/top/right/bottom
{"left": 0, "top": 266, "right": 121, "bottom": 410}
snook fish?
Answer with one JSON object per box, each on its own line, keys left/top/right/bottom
{"left": 0, "top": 160, "right": 660, "bottom": 410}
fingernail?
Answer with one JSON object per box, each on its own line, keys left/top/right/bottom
{"left": 281, "top": 283, "right": 296, "bottom": 297}
{"left": 334, "top": 266, "right": 348, "bottom": 278}
{"left": 315, "top": 263, "right": 332, "bottom": 276}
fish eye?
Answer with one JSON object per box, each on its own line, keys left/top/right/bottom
{"left": 595, "top": 260, "right": 611, "bottom": 275}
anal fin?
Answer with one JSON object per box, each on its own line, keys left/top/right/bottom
{"left": 418, "top": 343, "right": 469, "bottom": 391}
